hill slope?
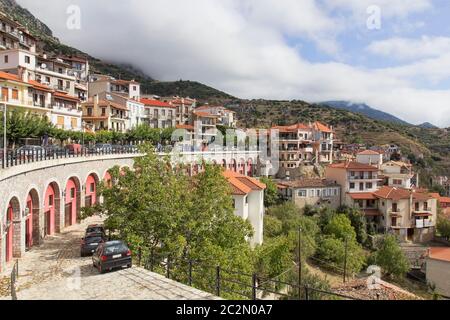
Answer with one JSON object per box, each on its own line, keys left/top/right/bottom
{"left": 321, "top": 101, "right": 410, "bottom": 125}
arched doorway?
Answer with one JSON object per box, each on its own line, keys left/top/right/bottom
{"left": 222, "top": 159, "right": 227, "bottom": 169}
{"left": 104, "top": 171, "right": 112, "bottom": 188}
{"left": 247, "top": 159, "right": 253, "bottom": 177}
{"left": 85, "top": 173, "right": 99, "bottom": 208}
{"left": 64, "top": 177, "right": 81, "bottom": 227}
{"left": 5, "top": 197, "right": 21, "bottom": 261}
{"left": 44, "top": 182, "right": 61, "bottom": 235}
{"left": 231, "top": 159, "right": 237, "bottom": 172}
{"left": 239, "top": 158, "right": 246, "bottom": 175}
{"left": 26, "top": 189, "right": 40, "bottom": 249}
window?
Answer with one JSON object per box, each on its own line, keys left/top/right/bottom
{"left": 1, "top": 87, "right": 8, "bottom": 101}
{"left": 350, "top": 183, "right": 355, "bottom": 189}
{"left": 393, "top": 179, "right": 402, "bottom": 185}
{"left": 309, "top": 190, "right": 315, "bottom": 197}
{"left": 45, "top": 77, "right": 50, "bottom": 83}
{"left": 4, "top": 55, "right": 8, "bottom": 63}
{"left": 333, "top": 188, "right": 338, "bottom": 196}
{"left": 25, "top": 55, "right": 31, "bottom": 64}
{"left": 90, "top": 183, "right": 95, "bottom": 193}
{"left": 298, "top": 190, "right": 307, "bottom": 197}
{"left": 350, "top": 171, "right": 355, "bottom": 177}
{"left": 57, "top": 116, "right": 64, "bottom": 127}
{"left": 366, "top": 182, "right": 373, "bottom": 189}
{"left": 101, "top": 108, "right": 106, "bottom": 116}
{"left": 11, "top": 89, "right": 18, "bottom": 100}
{"left": 87, "top": 108, "right": 92, "bottom": 116}
{"left": 66, "top": 81, "right": 70, "bottom": 89}
{"left": 70, "top": 188, "right": 75, "bottom": 199}
{"left": 415, "top": 202, "right": 420, "bottom": 211}
{"left": 245, "top": 196, "right": 248, "bottom": 204}
{"left": 316, "top": 189, "right": 321, "bottom": 197}
{"left": 424, "top": 202, "right": 428, "bottom": 211}
{"left": 58, "top": 79, "right": 63, "bottom": 89}
{"left": 71, "top": 118, "right": 77, "bottom": 129}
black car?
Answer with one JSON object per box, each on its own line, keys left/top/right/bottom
{"left": 85, "top": 224, "right": 105, "bottom": 236}
{"left": 80, "top": 232, "right": 106, "bottom": 257}
{"left": 92, "top": 240, "right": 132, "bottom": 273}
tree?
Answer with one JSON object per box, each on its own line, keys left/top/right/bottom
{"left": 323, "top": 214, "right": 357, "bottom": 243}
{"left": 437, "top": 215, "right": 450, "bottom": 240}
{"left": 260, "top": 177, "right": 279, "bottom": 207}
{"left": 264, "top": 215, "right": 283, "bottom": 238}
{"left": 370, "top": 235, "right": 409, "bottom": 278}
{"left": 338, "top": 206, "right": 368, "bottom": 245}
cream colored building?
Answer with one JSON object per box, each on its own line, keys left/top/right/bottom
{"left": 82, "top": 95, "right": 129, "bottom": 132}
{"left": 426, "top": 247, "right": 450, "bottom": 298}
{"left": 140, "top": 98, "right": 176, "bottom": 129}
{"left": 277, "top": 179, "right": 341, "bottom": 210}
{"left": 381, "top": 161, "right": 415, "bottom": 189}
{"left": 355, "top": 150, "right": 383, "bottom": 168}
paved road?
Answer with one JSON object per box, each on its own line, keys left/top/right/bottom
{"left": 1, "top": 216, "right": 218, "bottom": 300}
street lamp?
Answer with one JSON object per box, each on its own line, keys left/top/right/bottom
{"left": 2, "top": 102, "right": 6, "bottom": 167}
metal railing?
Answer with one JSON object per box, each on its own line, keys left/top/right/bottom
{"left": 143, "top": 251, "right": 356, "bottom": 301}
{"left": 10, "top": 260, "right": 19, "bottom": 300}
{"left": 1, "top": 146, "right": 140, "bottom": 169}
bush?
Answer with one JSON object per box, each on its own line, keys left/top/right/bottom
{"left": 369, "top": 235, "right": 409, "bottom": 278}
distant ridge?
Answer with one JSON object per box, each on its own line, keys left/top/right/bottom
{"left": 320, "top": 101, "right": 410, "bottom": 125}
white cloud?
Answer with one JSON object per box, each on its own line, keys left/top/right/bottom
{"left": 367, "top": 36, "right": 450, "bottom": 60}
{"left": 15, "top": 0, "right": 450, "bottom": 127}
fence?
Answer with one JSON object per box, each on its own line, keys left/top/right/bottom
{"left": 143, "top": 251, "right": 356, "bottom": 301}
{"left": 9, "top": 260, "right": 19, "bottom": 300}
{"left": 1, "top": 145, "right": 140, "bottom": 169}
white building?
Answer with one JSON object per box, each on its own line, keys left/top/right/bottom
{"left": 356, "top": 150, "right": 383, "bottom": 168}
{"left": 426, "top": 247, "right": 450, "bottom": 298}
{"left": 140, "top": 98, "right": 176, "bottom": 129}
{"left": 224, "top": 170, "right": 266, "bottom": 247}
{"left": 195, "top": 105, "right": 237, "bottom": 128}
{"left": 381, "top": 161, "right": 415, "bottom": 189}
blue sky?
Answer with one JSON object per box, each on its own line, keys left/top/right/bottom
{"left": 17, "top": 0, "right": 450, "bottom": 127}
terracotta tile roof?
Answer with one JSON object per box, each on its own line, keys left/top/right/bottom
{"left": 82, "top": 116, "right": 109, "bottom": 121}
{"left": 0, "top": 71, "right": 26, "bottom": 84}
{"left": 357, "top": 150, "right": 382, "bottom": 156}
{"left": 193, "top": 111, "right": 218, "bottom": 118}
{"left": 328, "top": 161, "right": 379, "bottom": 171}
{"left": 278, "top": 179, "right": 339, "bottom": 189}
{"left": 112, "top": 79, "right": 139, "bottom": 85}
{"left": 223, "top": 170, "right": 266, "bottom": 195}
{"left": 313, "top": 121, "right": 333, "bottom": 133}
{"left": 439, "top": 197, "right": 450, "bottom": 204}
{"left": 140, "top": 98, "right": 174, "bottom": 108}
{"left": 272, "top": 123, "right": 310, "bottom": 132}
{"left": 348, "top": 192, "right": 378, "bottom": 200}
{"left": 54, "top": 91, "right": 80, "bottom": 102}
{"left": 374, "top": 186, "right": 432, "bottom": 201}
{"left": 428, "top": 247, "right": 450, "bottom": 263}
{"left": 28, "top": 80, "right": 53, "bottom": 92}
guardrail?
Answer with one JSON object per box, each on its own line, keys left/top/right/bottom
{"left": 10, "top": 260, "right": 19, "bottom": 300}
{"left": 1, "top": 146, "right": 140, "bottom": 169}
{"left": 143, "top": 251, "right": 356, "bottom": 301}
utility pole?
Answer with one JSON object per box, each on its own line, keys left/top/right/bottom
{"left": 3, "top": 102, "right": 6, "bottom": 168}
{"left": 298, "top": 227, "right": 302, "bottom": 297}
{"left": 343, "top": 236, "right": 348, "bottom": 283}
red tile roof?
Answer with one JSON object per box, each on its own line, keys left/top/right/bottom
{"left": 223, "top": 170, "right": 266, "bottom": 195}
{"left": 176, "top": 124, "right": 194, "bottom": 131}
{"left": 0, "top": 71, "right": 26, "bottom": 84}
{"left": 140, "top": 98, "right": 174, "bottom": 108}
{"left": 328, "top": 161, "right": 379, "bottom": 171}
{"left": 374, "top": 186, "right": 432, "bottom": 201}
{"left": 29, "top": 80, "right": 52, "bottom": 92}
{"left": 313, "top": 121, "right": 333, "bottom": 133}
{"left": 54, "top": 91, "right": 80, "bottom": 102}
{"left": 272, "top": 123, "right": 310, "bottom": 132}
{"left": 428, "top": 247, "right": 450, "bottom": 263}
{"left": 193, "top": 111, "right": 218, "bottom": 118}
{"left": 358, "top": 150, "right": 382, "bottom": 156}
{"left": 348, "top": 192, "right": 378, "bottom": 200}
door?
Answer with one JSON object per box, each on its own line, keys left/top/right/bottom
{"left": 25, "top": 217, "right": 31, "bottom": 250}
{"left": 44, "top": 211, "right": 51, "bottom": 236}
{"left": 85, "top": 195, "right": 92, "bottom": 208}
{"left": 65, "top": 203, "right": 72, "bottom": 227}
{"left": 1, "top": 87, "right": 8, "bottom": 101}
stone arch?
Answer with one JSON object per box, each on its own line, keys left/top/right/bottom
{"left": 25, "top": 188, "right": 40, "bottom": 248}
{"left": 231, "top": 159, "right": 237, "bottom": 172}
{"left": 43, "top": 181, "right": 61, "bottom": 235}
{"left": 239, "top": 158, "right": 246, "bottom": 175}
{"left": 4, "top": 197, "right": 21, "bottom": 261}
{"left": 85, "top": 172, "right": 100, "bottom": 208}
{"left": 247, "top": 158, "right": 254, "bottom": 177}
{"left": 221, "top": 159, "right": 227, "bottom": 169}
{"left": 64, "top": 176, "right": 82, "bottom": 227}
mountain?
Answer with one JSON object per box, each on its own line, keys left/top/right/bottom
{"left": 0, "top": 0, "right": 234, "bottom": 100}
{"left": 418, "top": 122, "right": 438, "bottom": 129}
{"left": 321, "top": 101, "right": 410, "bottom": 125}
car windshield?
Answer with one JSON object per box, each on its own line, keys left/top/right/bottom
{"left": 87, "top": 227, "right": 103, "bottom": 233}
{"left": 104, "top": 243, "right": 127, "bottom": 255}
{"left": 85, "top": 236, "right": 102, "bottom": 244}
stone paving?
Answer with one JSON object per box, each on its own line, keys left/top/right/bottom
{"left": 0, "top": 216, "right": 219, "bottom": 300}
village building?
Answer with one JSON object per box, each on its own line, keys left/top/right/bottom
{"left": 426, "top": 247, "right": 450, "bottom": 298}
{"left": 277, "top": 179, "right": 341, "bottom": 210}
{"left": 223, "top": 170, "right": 266, "bottom": 246}
{"left": 140, "top": 98, "right": 176, "bottom": 129}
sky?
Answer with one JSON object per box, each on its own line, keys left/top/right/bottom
{"left": 16, "top": 0, "right": 450, "bottom": 127}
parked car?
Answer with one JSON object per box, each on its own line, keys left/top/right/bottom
{"left": 44, "top": 145, "right": 66, "bottom": 157}
{"left": 15, "top": 145, "right": 46, "bottom": 160}
{"left": 65, "top": 144, "right": 82, "bottom": 155}
{"left": 85, "top": 224, "right": 105, "bottom": 236}
{"left": 94, "top": 144, "right": 113, "bottom": 153}
{"left": 80, "top": 232, "right": 106, "bottom": 257}
{"left": 92, "top": 240, "right": 132, "bottom": 273}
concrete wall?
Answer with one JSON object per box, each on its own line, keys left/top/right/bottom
{"left": 426, "top": 258, "right": 450, "bottom": 297}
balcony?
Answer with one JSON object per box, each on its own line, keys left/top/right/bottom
{"left": 415, "top": 219, "right": 433, "bottom": 228}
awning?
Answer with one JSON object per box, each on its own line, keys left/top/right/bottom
{"left": 348, "top": 193, "right": 377, "bottom": 200}
{"left": 414, "top": 212, "right": 433, "bottom": 217}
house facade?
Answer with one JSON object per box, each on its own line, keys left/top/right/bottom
{"left": 277, "top": 179, "right": 341, "bottom": 210}
{"left": 224, "top": 170, "right": 266, "bottom": 247}
{"left": 426, "top": 247, "right": 450, "bottom": 298}
{"left": 140, "top": 98, "right": 176, "bottom": 129}
{"left": 195, "top": 105, "right": 237, "bottom": 128}
{"left": 81, "top": 95, "right": 129, "bottom": 132}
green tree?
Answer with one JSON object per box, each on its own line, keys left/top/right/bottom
{"left": 264, "top": 215, "right": 283, "bottom": 238}
{"left": 260, "top": 177, "right": 279, "bottom": 207}
{"left": 370, "top": 235, "right": 409, "bottom": 278}
{"left": 338, "top": 206, "right": 368, "bottom": 245}
{"left": 437, "top": 215, "right": 450, "bottom": 240}
{"left": 323, "top": 214, "right": 357, "bottom": 243}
